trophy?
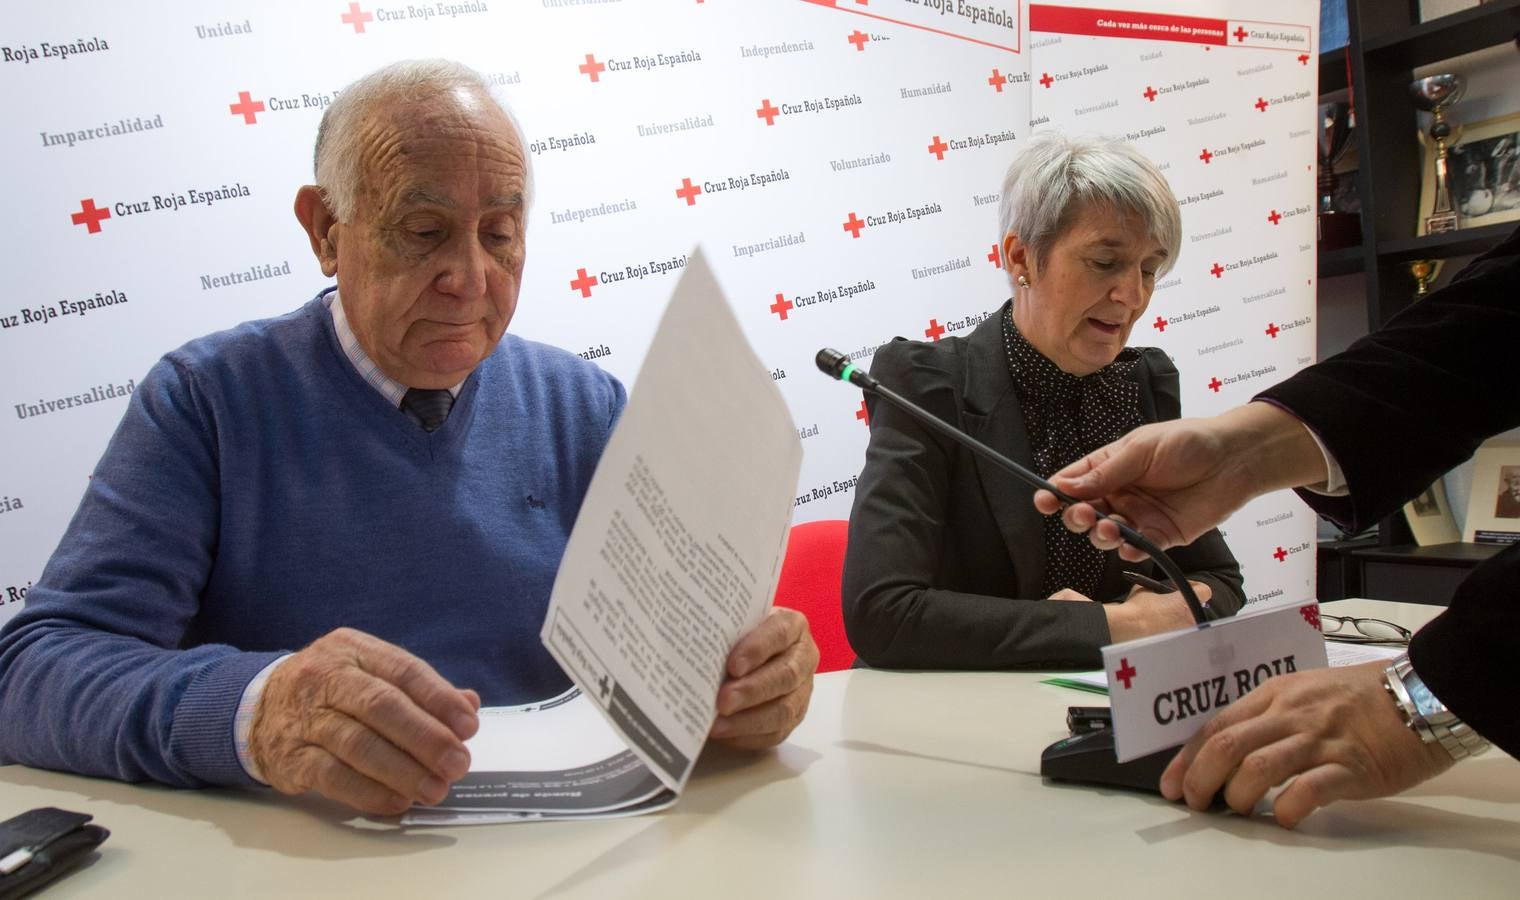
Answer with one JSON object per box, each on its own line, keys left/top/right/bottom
{"left": 1408, "top": 259, "right": 1441, "bottom": 298}
{"left": 1317, "top": 102, "right": 1361, "bottom": 249}
{"left": 1410, "top": 74, "right": 1466, "bottom": 234}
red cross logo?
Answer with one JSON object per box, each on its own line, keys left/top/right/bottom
{"left": 756, "top": 98, "right": 780, "bottom": 126}
{"left": 856, "top": 400, "right": 870, "bottom": 425}
{"left": 769, "top": 293, "right": 793, "bottom": 321}
{"left": 578, "top": 54, "right": 606, "bottom": 83}
{"left": 924, "top": 319, "right": 946, "bottom": 342}
{"left": 987, "top": 244, "right": 1001, "bottom": 268}
{"left": 988, "top": 68, "right": 1007, "bottom": 92}
{"left": 842, "top": 212, "right": 865, "bottom": 239}
{"left": 1207, "top": 377, "right": 1222, "bottom": 392}
{"left": 1152, "top": 315, "right": 1167, "bottom": 332}
{"left": 569, "top": 268, "right": 598, "bottom": 298}
{"left": 927, "top": 135, "right": 949, "bottom": 161}
{"left": 229, "top": 91, "right": 265, "bottom": 125}
{"left": 1038, "top": 72, "right": 1054, "bottom": 88}
{"left": 848, "top": 30, "right": 869, "bottom": 51}
{"left": 1199, "top": 148, "right": 1213, "bottom": 164}
{"left": 1255, "top": 97, "right": 1269, "bottom": 112}
{"left": 1300, "top": 605, "right": 1321, "bottom": 630}
{"left": 1115, "top": 657, "right": 1138, "bottom": 690}
{"left": 1210, "top": 262, "right": 1224, "bottom": 278}
{"left": 675, "top": 177, "right": 702, "bottom": 206}
{"left": 1267, "top": 209, "right": 1282, "bottom": 225}
{"left": 1273, "top": 546, "right": 1288, "bottom": 562}
{"left": 70, "top": 198, "right": 111, "bottom": 234}
{"left": 1298, "top": 53, "right": 1310, "bottom": 64}
{"left": 1143, "top": 85, "right": 1157, "bottom": 102}
{"left": 1265, "top": 322, "right": 1280, "bottom": 339}
{"left": 341, "top": 2, "right": 373, "bottom": 33}
{"left": 1233, "top": 26, "right": 1248, "bottom": 42}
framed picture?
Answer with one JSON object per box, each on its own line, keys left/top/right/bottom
{"left": 1462, "top": 440, "right": 1520, "bottom": 545}
{"left": 1403, "top": 478, "right": 1460, "bottom": 546}
{"left": 1417, "top": 110, "right": 1520, "bottom": 236}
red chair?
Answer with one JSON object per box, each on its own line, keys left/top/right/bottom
{"left": 773, "top": 519, "right": 855, "bottom": 673}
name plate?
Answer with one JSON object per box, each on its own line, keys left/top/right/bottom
{"left": 1101, "top": 598, "right": 1329, "bottom": 761}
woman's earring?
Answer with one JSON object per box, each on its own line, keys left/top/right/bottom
{"left": 1016, "top": 274, "right": 1030, "bottom": 288}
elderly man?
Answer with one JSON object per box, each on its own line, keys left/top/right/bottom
{"left": 0, "top": 60, "right": 817, "bottom": 816}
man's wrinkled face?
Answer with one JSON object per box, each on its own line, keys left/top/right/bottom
{"left": 329, "top": 89, "right": 527, "bottom": 388}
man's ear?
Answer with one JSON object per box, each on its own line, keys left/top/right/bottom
{"left": 1003, "top": 232, "right": 1032, "bottom": 281}
{"left": 294, "top": 186, "right": 340, "bottom": 278}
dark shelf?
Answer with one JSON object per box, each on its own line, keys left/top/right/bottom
{"left": 1362, "top": 0, "right": 1520, "bottom": 69}
{"left": 1317, "top": 245, "right": 1364, "bottom": 277}
{"left": 1350, "top": 541, "right": 1507, "bottom": 566}
{"left": 1320, "top": 47, "right": 1349, "bottom": 94}
{"left": 1375, "top": 221, "right": 1514, "bottom": 262}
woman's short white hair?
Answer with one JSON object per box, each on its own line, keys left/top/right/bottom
{"left": 313, "top": 59, "right": 533, "bottom": 222}
{"left": 997, "top": 132, "right": 1180, "bottom": 278}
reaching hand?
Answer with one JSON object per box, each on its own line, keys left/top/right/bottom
{"left": 1160, "top": 662, "right": 1453, "bottom": 827}
{"left": 709, "top": 607, "right": 818, "bottom": 750}
{"left": 249, "top": 628, "right": 480, "bottom": 816}
{"left": 1104, "top": 582, "right": 1211, "bottom": 642}
{"left": 1033, "top": 404, "right": 1327, "bottom": 562}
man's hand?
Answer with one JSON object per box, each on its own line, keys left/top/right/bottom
{"left": 709, "top": 608, "right": 818, "bottom": 750}
{"left": 1160, "top": 662, "right": 1453, "bottom": 828}
{"left": 249, "top": 628, "right": 480, "bottom": 816}
{"left": 1104, "top": 582, "right": 1211, "bottom": 643}
{"left": 1032, "top": 404, "right": 1327, "bottom": 562}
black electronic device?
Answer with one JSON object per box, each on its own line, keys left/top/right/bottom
{"left": 1039, "top": 729, "right": 1181, "bottom": 793}
{"left": 1065, "top": 706, "right": 1111, "bottom": 734}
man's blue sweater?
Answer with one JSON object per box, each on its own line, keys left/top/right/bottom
{"left": 0, "top": 294, "right": 625, "bottom": 787}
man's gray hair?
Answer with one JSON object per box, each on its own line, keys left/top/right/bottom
{"left": 997, "top": 132, "right": 1181, "bottom": 277}
{"left": 313, "top": 59, "right": 533, "bottom": 222}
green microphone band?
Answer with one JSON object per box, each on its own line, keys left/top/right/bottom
{"left": 839, "top": 363, "right": 857, "bottom": 383}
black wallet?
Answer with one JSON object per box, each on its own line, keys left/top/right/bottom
{"left": 0, "top": 807, "right": 109, "bottom": 899}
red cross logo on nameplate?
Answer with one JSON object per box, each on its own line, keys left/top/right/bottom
{"left": 1152, "top": 315, "right": 1167, "bottom": 332}
{"left": 579, "top": 54, "right": 606, "bottom": 82}
{"left": 569, "top": 268, "right": 598, "bottom": 298}
{"left": 1115, "top": 657, "right": 1138, "bottom": 690}
{"left": 1298, "top": 53, "right": 1310, "bottom": 65}
{"left": 1265, "top": 322, "right": 1280, "bottom": 339}
{"left": 924, "top": 319, "right": 946, "bottom": 342}
{"left": 675, "top": 178, "right": 702, "bottom": 206}
{"left": 341, "top": 2, "right": 373, "bottom": 33}
{"left": 229, "top": 91, "right": 265, "bottom": 125}
{"left": 71, "top": 198, "right": 111, "bottom": 234}
{"left": 769, "top": 293, "right": 793, "bottom": 321}
{"left": 756, "top": 99, "right": 780, "bottom": 126}
{"left": 848, "top": 30, "right": 869, "bottom": 51}
{"left": 1234, "top": 26, "right": 1248, "bottom": 42}
{"left": 842, "top": 212, "right": 865, "bottom": 239}
{"left": 1207, "top": 377, "right": 1222, "bottom": 392}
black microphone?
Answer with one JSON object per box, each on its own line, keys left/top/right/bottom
{"left": 817, "top": 346, "right": 1223, "bottom": 800}
{"left": 815, "top": 347, "right": 1208, "bottom": 623}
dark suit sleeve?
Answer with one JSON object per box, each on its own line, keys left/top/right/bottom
{"left": 842, "top": 340, "right": 1112, "bottom": 670}
{"left": 1137, "top": 349, "right": 1245, "bottom": 617}
{"left": 1256, "top": 226, "right": 1520, "bottom": 757}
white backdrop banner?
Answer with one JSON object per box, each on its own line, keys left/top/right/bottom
{"left": 0, "top": 0, "right": 1316, "bottom": 626}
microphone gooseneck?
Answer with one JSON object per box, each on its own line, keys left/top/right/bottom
{"left": 815, "top": 347, "right": 1209, "bottom": 626}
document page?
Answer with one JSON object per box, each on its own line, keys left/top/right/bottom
{"left": 541, "top": 247, "right": 803, "bottom": 792}
{"left": 402, "top": 689, "right": 676, "bottom": 825}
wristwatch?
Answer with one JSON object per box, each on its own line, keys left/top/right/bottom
{"left": 1384, "top": 654, "right": 1491, "bottom": 761}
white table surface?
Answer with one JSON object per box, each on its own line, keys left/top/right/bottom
{"left": 3, "top": 599, "right": 1516, "bottom": 898}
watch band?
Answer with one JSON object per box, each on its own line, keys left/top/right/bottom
{"left": 1384, "top": 655, "right": 1492, "bottom": 761}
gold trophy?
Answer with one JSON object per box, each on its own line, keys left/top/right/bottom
{"left": 1410, "top": 74, "right": 1466, "bottom": 234}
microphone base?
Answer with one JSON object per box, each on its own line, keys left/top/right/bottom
{"left": 1039, "top": 729, "right": 1178, "bottom": 794}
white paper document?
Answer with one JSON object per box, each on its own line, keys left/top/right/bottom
{"left": 540, "top": 247, "right": 803, "bottom": 794}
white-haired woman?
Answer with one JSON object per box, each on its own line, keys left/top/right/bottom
{"left": 842, "top": 132, "right": 1243, "bottom": 670}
